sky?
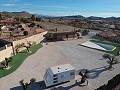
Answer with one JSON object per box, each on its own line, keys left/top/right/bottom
{"left": 0, "top": 0, "right": 120, "bottom": 17}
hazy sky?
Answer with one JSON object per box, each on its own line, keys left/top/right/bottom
{"left": 0, "top": 0, "right": 120, "bottom": 17}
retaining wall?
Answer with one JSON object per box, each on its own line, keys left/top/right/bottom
{"left": 0, "top": 31, "right": 47, "bottom": 62}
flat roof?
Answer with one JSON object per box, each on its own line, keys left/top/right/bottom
{"left": 47, "top": 64, "right": 75, "bottom": 75}
{"left": 48, "top": 31, "right": 76, "bottom": 34}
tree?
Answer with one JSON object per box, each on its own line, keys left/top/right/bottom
{"left": 19, "top": 78, "right": 36, "bottom": 90}
{"left": 79, "top": 69, "right": 89, "bottom": 85}
{"left": 76, "top": 33, "right": 80, "bottom": 39}
{"left": 29, "top": 23, "right": 35, "bottom": 28}
{"left": 102, "top": 54, "right": 119, "bottom": 70}
{"left": 14, "top": 43, "right": 24, "bottom": 54}
{"left": 15, "top": 17, "right": 20, "bottom": 21}
{"left": 66, "top": 34, "right": 68, "bottom": 40}
{"left": 9, "top": 28, "right": 14, "bottom": 31}
{"left": 37, "top": 24, "right": 40, "bottom": 27}
{"left": 9, "top": 32, "right": 14, "bottom": 39}
{"left": 31, "top": 15, "right": 36, "bottom": 21}
{"left": 0, "top": 32, "right": 2, "bottom": 38}
{"left": 18, "top": 25, "right": 22, "bottom": 28}
{"left": 0, "top": 14, "right": 2, "bottom": 20}
{"left": 22, "top": 42, "right": 32, "bottom": 53}
{"left": 36, "top": 17, "right": 41, "bottom": 22}
{"left": 1, "top": 57, "right": 13, "bottom": 69}
{"left": 21, "top": 28, "right": 25, "bottom": 31}
{"left": 20, "top": 18, "right": 30, "bottom": 23}
{"left": 23, "top": 31, "right": 28, "bottom": 36}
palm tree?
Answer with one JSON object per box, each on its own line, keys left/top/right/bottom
{"left": 19, "top": 78, "right": 36, "bottom": 90}
{"left": 102, "top": 54, "right": 118, "bottom": 70}
{"left": 31, "top": 15, "right": 36, "bottom": 22}
{"left": 1, "top": 57, "right": 13, "bottom": 69}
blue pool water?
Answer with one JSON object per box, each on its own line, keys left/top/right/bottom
{"left": 94, "top": 42, "right": 116, "bottom": 50}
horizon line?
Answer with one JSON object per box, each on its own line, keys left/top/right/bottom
{"left": 0, "top": 11, "right": 120, "bottom": 18}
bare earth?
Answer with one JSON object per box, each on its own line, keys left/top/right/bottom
{"left": 0, "top": 32, "right": 120, "bottom": 90}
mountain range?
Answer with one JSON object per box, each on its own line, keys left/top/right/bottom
{"left": 0, "top": 11, "right": 120, "bottom": 20}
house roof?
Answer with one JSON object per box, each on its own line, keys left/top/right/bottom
{"left": 47, "top": 64, "right": 75, "bottom": 75}
{"left": 0, "top": 20, "right": 20, "bottom": 24}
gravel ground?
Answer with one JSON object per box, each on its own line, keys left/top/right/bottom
{"left": 0, "top": 33, "right": 120, "bottom": 90}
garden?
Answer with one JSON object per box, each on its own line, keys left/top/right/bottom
{"left": 0, "top": 43, "right": 43, "bottom": 78}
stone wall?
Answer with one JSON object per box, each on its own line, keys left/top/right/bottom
{"left": 0, "top": 45, "right": 13, "bottom": 62}
{"left": 12, "top": 31, "right": 47, "bottom": 52}
{"left": 0, "top": 31, "right": 47, "bottom": 62}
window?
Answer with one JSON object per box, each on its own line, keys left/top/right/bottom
{"left": 53, "top": 81, "right": 58, "bottom": 83}
{"left": 53, "top": 74, "right": 57, "bottom": 77}
{"left": 53, "top": 78, "right": 58, "bottom": 80}
{"left": 70, "top": 72, "right": 74, "bottom": 76}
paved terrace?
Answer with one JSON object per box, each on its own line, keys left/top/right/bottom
{"left": 0, "top": 33, "right": 120, "bottom": 90}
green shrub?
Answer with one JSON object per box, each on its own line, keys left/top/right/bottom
{"left": 9, "top": 28, "right": 14, "bottom": 31}
{"left": 21, "top": 28, "right": 25, "bottom": 31}
{"left": 23, "top": 31, "right": 28, "bottom": 36}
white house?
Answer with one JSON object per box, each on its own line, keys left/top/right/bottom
{"left": 1, "top": 26, "right": 7, "bottom": 31}
{"left": 44, "top": 64, "right": 75, "bottom": 87}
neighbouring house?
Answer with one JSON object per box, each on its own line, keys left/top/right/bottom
{"left": 1, "top": 26, "right": 8, "bottom": 31}
{"left": 98, "top": 31, "right": 117, "bottom": 39}
{"left": 103, "top": 24, "right": 115, "bottom": 29}
{"left": 0, "top": 19, "right": 20, "bottom": 26}
{"left": 44, "top": 64, "right": 75, "bottom": 87}
{"left": 0, "top": 39, "right": 11, "bottom": 47}
{"left": 115, "top": 23, "right": 120, "bottom": 30}
{"left": 44, "top": 31, "right": 76, "bottom": 41}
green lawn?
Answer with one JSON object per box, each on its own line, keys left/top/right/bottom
{"left": 80, "top": 39, "right": 120, "bottom": 55}
{"left": 0, "top": 44, "right": 43, "bottom": 78}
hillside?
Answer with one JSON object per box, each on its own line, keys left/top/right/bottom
{"left": 0, "top": 11, "right": 32, "bottom": 18}
{"left": 47, "top": 15, "right": 120, "bottom": 21}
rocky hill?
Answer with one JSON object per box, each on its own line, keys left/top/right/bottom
{"left": 0, "top": 11, "right": 32, "bottom": 18}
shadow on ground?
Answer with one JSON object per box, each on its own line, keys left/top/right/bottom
{"left": 10, "top": 80, "right": 88, "bottom": 90}
{"left": 10, "top": 81, "right": 46, "bottom": 90}
{"left": 86, "top": 66, "right": 109, "bottom": 79}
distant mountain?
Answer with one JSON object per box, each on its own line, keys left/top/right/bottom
{"left": 42, "top": 15, "right": 120, "bottom": 20}
{"left": 105, "top": 17, "right": 118, "bottom": 20}
{"left": 87, "top": 16, "right": 104, "bottom": 20}
{"left": 56, "top": 15, "right": 120, "bottom": 20}
{"left": 0, "top": 11, "right": 120, "bottom": 21}
{"left": 0, "top": 11, "right": 32, "bottom": 18}
{"left": 59, "top": 15, "right": 86, "bottom": 20}
{"left": 35, "top": 14, "right": 54, "bottom": 18}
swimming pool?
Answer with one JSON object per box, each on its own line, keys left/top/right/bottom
{"left": 95, "top": 42, "right": 116, "bottom": 51}
{"left": 81, "top": 41, "right": 116, "bottom": 51}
